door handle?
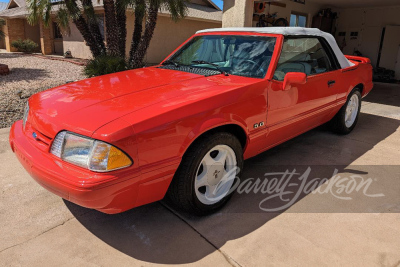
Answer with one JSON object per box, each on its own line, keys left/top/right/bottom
{"left": 328, "top": 80, "right": 336, "bottom": 87}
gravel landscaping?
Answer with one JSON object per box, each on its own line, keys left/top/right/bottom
{"left": 0, "top": 53, "right": 86, "bottom": 128}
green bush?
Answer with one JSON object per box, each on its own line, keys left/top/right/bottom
{"left": 84, "top": 55, "right": 129, "bottom": 78}
{"left": 11, "top": 39, "right": 39, "bottom": 53}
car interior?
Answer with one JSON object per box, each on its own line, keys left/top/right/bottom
{"left": 169, "top": 35, "right": 276, "bottom": 78}
{"left": 273, "top": 38, "right": 333, "bottom": 81}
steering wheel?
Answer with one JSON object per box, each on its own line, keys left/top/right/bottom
{"left": 235, "top": 59, "right": 260, "bottom": 71}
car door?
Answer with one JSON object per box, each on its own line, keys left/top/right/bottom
{"left": 264, "top": 36, "right": 340, "bottom": 148}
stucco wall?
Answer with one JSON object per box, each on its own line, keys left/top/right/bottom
{"left": 223, "top": 0, "right": 254, "bottom": 27}
{"left": 62, "top": 21, "right": 92, "bottom": 59}
{"left": 127, "top": 15, "right": 222, "bottom": 64}
{"left": 223, "top": 0, "right": 325, "bottom": 27}
{"left": 63, "top": 13, "right": 221, "bottom": 61}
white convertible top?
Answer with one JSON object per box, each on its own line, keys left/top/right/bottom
{"left": 196, "top": 27, "right": 353, "bottom": 69}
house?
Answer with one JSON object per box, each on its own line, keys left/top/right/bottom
{"left": 0, "top": 0, "right": 222, "bottom": 63}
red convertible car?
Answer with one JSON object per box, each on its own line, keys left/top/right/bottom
{"left": 9, "top": 28, "right": 373, "bottom": 214}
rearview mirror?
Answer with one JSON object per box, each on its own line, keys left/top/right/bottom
{"left": 282, "top": 72, "right": 307, "bottom": 91}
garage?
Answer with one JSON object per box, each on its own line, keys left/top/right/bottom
{"left": 223, "top": 0, "right": 400, "bottom": 82}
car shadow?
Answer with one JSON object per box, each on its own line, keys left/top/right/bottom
{"left": 65, "top": 105, "right": 400, "bottom": 264}
{"left": 363, "top": 83, "right": 400, "bottom": 107}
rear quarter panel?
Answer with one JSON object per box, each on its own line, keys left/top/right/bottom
{"left": 338, "top": 57, "right": 374, "bottom": 103}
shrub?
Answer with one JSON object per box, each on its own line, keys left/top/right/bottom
{"left": 11, "top": 39, "right": 39, "bottom": 53}
{"left": 84, "top": 55, "right": 129, "bottom": 78}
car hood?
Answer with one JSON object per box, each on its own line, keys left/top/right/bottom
{"left": 28, "top": 67, "right": 246, "bottom": 138}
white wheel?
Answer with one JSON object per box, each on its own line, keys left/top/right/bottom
{"left": 345, "top": 94, "right": 359, "bottom": 128}
{"left": 167, "top": 132, "right": 243, "bottom": 214}
{"left": 330, "top": 89, "right": 361, "bottom": 134}
{"left": 194, "top": 145, "right": 237, "bottom": 205}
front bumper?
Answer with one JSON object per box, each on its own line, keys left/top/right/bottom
{"left": 9, "top": 120, "right": 175, "bottom": 214}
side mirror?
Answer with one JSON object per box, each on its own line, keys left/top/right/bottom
{"left": 282, "top": 72, "right": 307, "bottom": 91}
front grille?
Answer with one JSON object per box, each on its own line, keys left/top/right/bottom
{"left": 24, "top": 122, "right": 53, "bottom": 151}
{"left": 34, "top": 130, "right": 52, "bottom": 146}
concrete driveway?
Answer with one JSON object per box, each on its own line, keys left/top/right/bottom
{"left": 1, "top": 83, "right": 399, "bottom": 266}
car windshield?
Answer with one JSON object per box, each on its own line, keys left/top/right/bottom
{"left": 162, "top": 35, "right": 277, "bottom": 78}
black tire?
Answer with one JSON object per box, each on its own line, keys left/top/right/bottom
{"left": 330, "top": 89, "right": 362, "bottom": 134}
{"left": 167, "top": 132, "right": 244, "bottom": 215}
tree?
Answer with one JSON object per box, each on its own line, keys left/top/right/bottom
{"left": 27, "top": 0, "right": 106, "bottom": 57}
{"left": 115, "top": 0, "right": 127, "bottom": 57}
{"left": 102, "top": 0, "right": 119, "bottom": 55}
{"left": 128, "top": 0, "right": 188, "bottom": 68}
{"left": 81, "top": 0, "right": 106, "bottom": 55}
{"left": 128, "top": 0, "right": 145, "bottom": 65}
{"left": 27, "top": 0, "right": 188, "bottom": 68}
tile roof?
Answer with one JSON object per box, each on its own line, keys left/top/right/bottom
{"left": 13, "top": 0, "right": 26, "bottom": 7}
{"left": 0, "top": 2, "right": 8, "bottom": 11}
{"left": 0, "top": 6, "right": 27, "bottom": 17}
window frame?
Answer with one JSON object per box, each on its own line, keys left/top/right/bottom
{"left": 272, "top": 35, "right": 341, "bottom": 81}
{"left": 290, "top": 12, "right": 308, "bottom": 27}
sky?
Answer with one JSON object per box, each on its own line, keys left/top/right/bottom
{"left": 211, "top": 0, "right": 223, "bottom": 10}
{"left": 0, "top": 0, "right": 224, "bottom": 7}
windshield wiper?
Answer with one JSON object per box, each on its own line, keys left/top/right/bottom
{"left": 191, "top": 60, "right": 229, "bottom": 76}
{"left": 161, "top": 60, "right": 180, "bottom": 68}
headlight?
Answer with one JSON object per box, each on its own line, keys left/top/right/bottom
{"left": 50, "top": 131, "right": 132, "bottom": 172}
{"left": 22, "top": 102, "right": 29, "bottom": 129}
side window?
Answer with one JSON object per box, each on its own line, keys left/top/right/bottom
{"left": 273, "top": 37, "right": 333, "bottom": 81}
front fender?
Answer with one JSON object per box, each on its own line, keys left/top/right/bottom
{"left": 178, "top": 113, "right": 249, "bottom": 157}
